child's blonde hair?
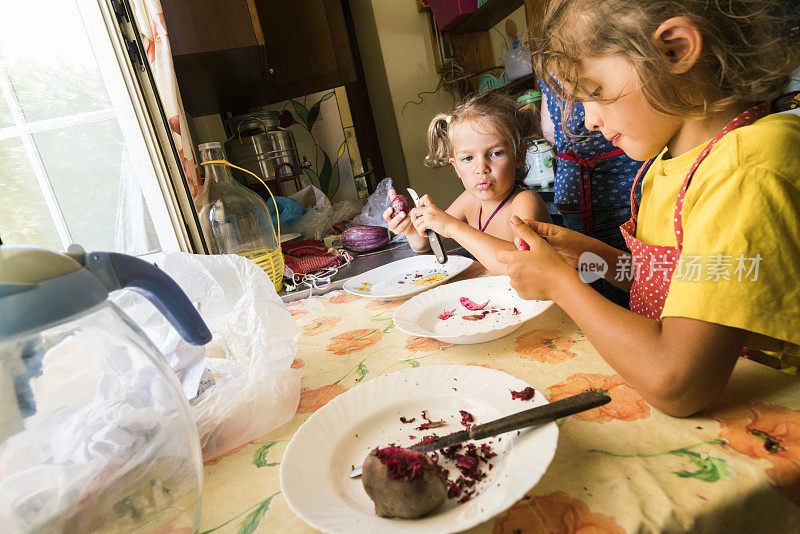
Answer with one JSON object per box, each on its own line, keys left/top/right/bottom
{"left": 425, "top": 92, "right": 541, "bottom": 182}
{"left": 534, "top": 0, "right": 800, "bottom": 117}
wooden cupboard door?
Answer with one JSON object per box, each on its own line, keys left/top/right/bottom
{"left": 161, "top": 0, "right": 262, "bottom": 56}
{"left": 253, "top": 0, "right": 357, "bottom": 102}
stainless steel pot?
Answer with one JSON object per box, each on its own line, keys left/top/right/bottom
{"left": 224, "top": 111, "right": 302, "bottom": 186}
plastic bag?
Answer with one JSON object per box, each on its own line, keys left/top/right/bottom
{"left": 501, "top": 42, "right": 533, "bottom": 81}
{"left": 266, "top": 196, "right": 307, "bottom": 227}
{"left": 288, "top": 185, "right": 362, "bottom": 239}
{"left": 115, "top": 253, "right": 301, "bottom": 462}
{"left": 353, "top": 177, "right": 394, "bottom": 227}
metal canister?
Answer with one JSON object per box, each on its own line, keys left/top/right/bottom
{"left": 224, "top": 111, "right": 302, "bottom": 186}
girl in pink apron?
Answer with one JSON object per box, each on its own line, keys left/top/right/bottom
{"left": 497, "top": 0, "right": 800, "bottom": 416}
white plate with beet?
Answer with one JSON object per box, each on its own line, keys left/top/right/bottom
{"left": 342, "top": 254, "right": 474, "bottom": 300}
{"left": 392, "top": 276, "right": 553, "bottom": 344}
{"left": 279, "top": 365, "right": 558, "bottom": 534}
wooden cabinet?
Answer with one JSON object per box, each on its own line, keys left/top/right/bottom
{"left": 161, "top": 0, "right": 356, "bottom": 116}
{"left": 254, "top": 0, "right": 356, "bottom": 104}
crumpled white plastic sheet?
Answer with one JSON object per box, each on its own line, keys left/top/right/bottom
{"left": 116, "top": 252, "right": 302, "bottom": 462}
{"left": 0, "top": 324, "right": 199, "bottom": 533}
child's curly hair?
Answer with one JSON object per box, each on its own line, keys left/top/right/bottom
{"left": 425, "top": 92, "right": 541, "bottom": 182}
{"left": 534, "top": 0, "right": 800, "bottom": 117}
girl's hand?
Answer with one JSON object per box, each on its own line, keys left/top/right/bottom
{"left": 515, "top": 219, "right": 601, "bottom": 268}
{"left": 496, "top": 216, "right": 579, "bottom": 301}
{"left": 410, "top": 194, "right": 459, "bottom": 238}
{"left": 383, "top": 188, "right": 415, "bottom": 236}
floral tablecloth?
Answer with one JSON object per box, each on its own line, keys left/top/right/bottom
{"left": 200, "top": 268, "right": 800, "bottom": 534}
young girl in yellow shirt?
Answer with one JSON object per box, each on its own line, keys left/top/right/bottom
{"left": 497, "top": 0, "right": 800, "bottom": 416}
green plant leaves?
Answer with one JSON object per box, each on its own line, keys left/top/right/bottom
{"left": 292, "top": 91, "right": 334, "bottom": 131}
{"left": 355, "top": 362, "right": 368, "bottom": 382}
{"left": 291, "top": 100, "right": 308, "bottom": 129}
{"left": 402, "top": 358, "right": 421, "bottom": 368}
{"left": 672, "top": 449, "right": 730, "bottom": 482}
{"left": 237, "top": 493, "right": 279, "bottom": 534}
{"left": 252, "top": 442, "right": 281, "bottom": 468}
{"left": 303, "top": 166, "right": 320, "bottom": 189}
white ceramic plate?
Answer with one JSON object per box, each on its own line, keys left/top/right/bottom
{"left": 279, "top": 365, "right": 558, "bottom": 534}
{"left": 342, "top": 255, "right": 474, "bottom": 300}
{"left": 393, "top": 276, "right": 553, "bottom": 344}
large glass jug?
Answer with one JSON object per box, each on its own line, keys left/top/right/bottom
{"left": 195, "top": 142, "right": 284, "bottom": 291}
{"left": 0, "top": 245, "right": 211, "bottom": 533}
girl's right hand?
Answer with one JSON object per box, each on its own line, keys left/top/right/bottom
{"left": 383, "top": 188, "right": 415, "bottom": 236}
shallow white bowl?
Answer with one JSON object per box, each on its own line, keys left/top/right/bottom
{"left": 392, "top": 276, "right": 553, "bottom": 344}
{"left": 279, "top": 365, "right": 558, "bottom": 534}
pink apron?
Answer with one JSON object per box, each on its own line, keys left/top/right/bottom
{"left": 620, "top": 102, "right": 771, "bottom": 320}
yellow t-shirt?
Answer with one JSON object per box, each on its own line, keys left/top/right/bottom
{"left": 636, "top": 113, "right": 800, "bottom": 363}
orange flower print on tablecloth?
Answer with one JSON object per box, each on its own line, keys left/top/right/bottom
{"left": 329, "top": 292, "right": 361, "bottom": 304}
{"left": 548, "top": 373, "right": 651, "bottom": 422}
{"left": 303, "top": 315, "right": 342, "bottom": 336}
{"left": 287, "top": 306, "right": 309, "bottom": 319}
{"left": 366, "top": 299, "right": 405, "bottom": 311}
{"left": 290, "top": 358, "right": 305, "bottom": 369}
{"left": 327, "top": 329, "right": 383, "bottom": 355}
{"left": 492, "top": 491, "right": 625, "bottom": 534}
{"left": 298, "top": 384, "right": 348, "bottom": 413}
{"left": 707, "top": 401, "right": 800, "bottom": 503}
{"left": 405, "top": 336, "right": 452, "bottom": 352}
{"left": 515, "top": 329, "right": 577, "bottom": 364}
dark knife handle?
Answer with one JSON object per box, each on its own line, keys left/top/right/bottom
{"left": 427, "top": 229, "right": 447, "bottom": 264}
{"left": 469, "top": 390, "right": 610, "bottom": 442}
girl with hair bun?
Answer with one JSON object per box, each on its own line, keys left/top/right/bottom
{"left": 383, "top": 92, "right": 550, "bottom": 274}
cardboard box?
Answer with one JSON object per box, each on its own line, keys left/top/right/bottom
{"left": 427, "top": 0, "right": 478, "bottom": 31}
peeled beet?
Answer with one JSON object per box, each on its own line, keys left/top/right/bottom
{"left": 390, "top": 194, "right": 412, "bottom": 218}
{"left": 362, "top": 446, "right": 447, "bottom": 519}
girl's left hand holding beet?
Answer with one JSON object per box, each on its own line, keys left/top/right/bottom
{"left": 410, "top": 194, "right": 460, "bottom": 239}
{"left": 495, "top": 216, "right": 579, "bottom": 301}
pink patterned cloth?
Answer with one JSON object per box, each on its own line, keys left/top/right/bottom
{"left": 130, "top": 0, "right": 201, "bottom": 197}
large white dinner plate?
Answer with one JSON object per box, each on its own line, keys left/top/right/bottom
{"left": 279, "top": 365, "right": 558, "bottom": 534}
{"left": 393, "top": 276, "right": 553, "bottom": 344}
{"left": 342, "top": 255, "right": 474, "bottom": 300}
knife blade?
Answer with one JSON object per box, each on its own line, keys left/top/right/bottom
{"left": 347, "top": 389, "right": 611, "bottom": 478}
{"left": 407, "top": 187, "right": 447, "bottom": 264}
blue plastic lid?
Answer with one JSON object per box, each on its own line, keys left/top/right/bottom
{"left": 0, "top": 245, "right": 108, "bottom": 339}
{"left": 0, "top": 245, "right": 211, "bottom": 345}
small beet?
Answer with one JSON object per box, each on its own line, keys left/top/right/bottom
{"left": 459, "top": 297, "right": 489, "bottom": 310}
{"left": 390, "top": 194, "right": 412, "bottom": 218}
{"left": 362, "top": 446, "right": 448, "bottom": 519}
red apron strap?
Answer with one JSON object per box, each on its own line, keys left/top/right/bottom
{"left": 671, "top": 101, "right": 771, "bottom": 249}
{"left": 628, "top": 160, "right": 652, "bottom": 220}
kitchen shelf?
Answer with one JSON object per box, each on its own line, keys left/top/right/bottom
{"left": 450, "top": 0, "right": 524, "bottom": 35}
{"left": 496, "top": 72, "right": 535, "bottom": 94}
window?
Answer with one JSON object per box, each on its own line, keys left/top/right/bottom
{"left": 0, "top": 0, "right": 198, "bottom": 257}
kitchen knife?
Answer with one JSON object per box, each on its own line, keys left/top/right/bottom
{"left": 407, "top": 187, "right": 447, "bottom": 264}
{"left": 348, "top": 389, "right": 610, "bottom": 478}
